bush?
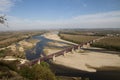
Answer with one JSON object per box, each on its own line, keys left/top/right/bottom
{"left": 19, "top": 62, "right": 56, "bottom": 80}
{"left": 19, "top": 66, "right": 34, "bottom": 80}
{"left": 0, "top": 60, "right": 21, "bottom": 79}
{"left": 0, "top": 48, "right": 13, "bottom": 57}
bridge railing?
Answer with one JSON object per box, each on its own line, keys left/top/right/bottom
{"left": 23, "top": 37, "right": 106, "bottom": 66}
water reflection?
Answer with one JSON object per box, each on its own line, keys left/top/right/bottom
{"left": 26, "top": 35, "right": 53, "bottom": 60}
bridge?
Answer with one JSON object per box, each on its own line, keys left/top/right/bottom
{"left": 18, "top": 36, "right": 119, "bottom": 80}
{"left": 28, "top": 36, "right": 105, "bottom": 65}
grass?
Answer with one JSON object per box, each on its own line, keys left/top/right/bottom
{"left": 0, "top": 60, "right": 56, "bottom": 80}
{"left": 19, "top": 62, "right": 56, "bottom": 80}
{"left": 59, "top": 33, "right": 100, "bottom": 44}
{"left": 59, "top": 32, "right": 120, "bottom": 51}
{"left": 92, "top": 36, "right": 120, "bottom": 51}
{"left": 0, "top": 60, "right": 22, "bottom": 79}
{"left": 0, "top": 31, "right": 44, "bottom": 48}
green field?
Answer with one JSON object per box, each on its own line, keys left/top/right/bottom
{"left": 59, "top": 33, "right": 100, "bottom": 44}
{"left": 92, "top": 36, "right": 120, "bottom": 51}
{"left": 0, "top": 31, "right": 44, "bottom": 48}
{"left": 59, "top": 31, "right": 120, "bottom": 51}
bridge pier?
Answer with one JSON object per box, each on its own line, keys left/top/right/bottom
{"left": 37, "top": 59, "right": 40, "bottom": 64}
{"left": 20, "top": 38, "right": 105, "bottom": 66}
{"left": 87, "top": 43, "right": 90, "bottom": 48}
{"left": 78, "top": 46, "right": 81, "bottom": 50}
{"left": 82, "top": 44, "right": 87, "bottom": 48}
{"left": 93, "top": 40, "right": 96, "bottom": 43}
{"left": 75, "top": 46, "right": 80, "bottom": 53}
{"left": 52, "top": 55, "right": 56, "bottom": 61}
{"left": 82, "top": 43, "right": 90, "bottom": 48}
{"left": 75, "top": 45, "right": 84, "bottom": 53}
{"left": 63, "top": 51, "right": 67, "bottom": 56}
{"left": 90, "top": 41, "right": 93, "bottom": 44}
{"left": 72, "top": 48, "right": 75, "bottom": 54}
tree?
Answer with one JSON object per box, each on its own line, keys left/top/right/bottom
{"left": 0, "top": 15, "right": 8, "bottom": 27}
{"left": 19, "top": 62, "right": 56, "bottom": 80}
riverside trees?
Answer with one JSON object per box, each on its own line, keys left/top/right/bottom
{"left": 0, "top": 15, "right": 8, "bottom": 27}
{"left": 19, "top": 62, "right": 56, "bottom": 80}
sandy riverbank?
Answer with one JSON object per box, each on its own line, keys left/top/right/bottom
{"left": 0, "top": 56, "right": 29, "bottom": 64}
{"left": 42, "top": 32, "right": 77, "bottom": 45}
{"left": 0, "top": 38, "right": 40, "bottom": 61}
{"left": 42, "top": 32, "right": 77, "bottom": 55}
{"left": 0, "top": 38, "right": 40, "bottom": 65}
{"left": 43, "top": 32, "right": 120, "bottom": 72}
{"left": 54, "top": 47, "right": 120, "bottom": 72}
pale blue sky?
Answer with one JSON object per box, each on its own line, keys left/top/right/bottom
{"left": 9, "top": 0, "right": 120, "bottom": 20}
{"left": 0, "top": 0, "right": 120, "bottom": 30}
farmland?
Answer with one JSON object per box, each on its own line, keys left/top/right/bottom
{"left": 59, "top": 30, "right": 120, "bottom": 51}
{"left": 0, "top": 31, "right": 44, "bottom": 58}
{"left": 59, "top": 33, "right": 100, "bottom": 44}
{"left": 92, "top": 36, "right": 120, "bottom": 51}
{"left": 0, "top": 31, "right": 44, "bottom": 48}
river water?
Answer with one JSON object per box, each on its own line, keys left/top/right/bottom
{"left": 25, "top": 33, "right": 120, "bottom": 80}
{"left": 25, "top": 35, "right": 54, "bottom": 60}
{"left": 25, "top": 32, "right": 72, "bottom": 60}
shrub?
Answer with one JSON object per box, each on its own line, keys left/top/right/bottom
{"left": 19, "top": 62, "right": 56, "bottom": 80}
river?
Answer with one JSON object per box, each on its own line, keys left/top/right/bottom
{"left": 25, "top": 31, "right": 72, "bottom": 60}
{"left": 25, "top": 35, "right": 54, "bottom": 60}
{"left": 25, "top": 33, "right": 120, "bottom": 80}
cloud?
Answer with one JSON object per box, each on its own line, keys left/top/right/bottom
{"left": 73, "top": 11, "right": 120, "bottom": 20}
{"left": 0, "top": 0, "right": 20, "bottom": 12}
{"left": 0, "top": 10, "right": 120, "bottom": 31}
{"left": 71, "top": 11, "right": 120, "bottom": 28}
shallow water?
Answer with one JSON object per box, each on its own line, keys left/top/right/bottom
{"left": 25, "top": 33, "right": 72, "bottom": 60}
{"left": 25, "top": 35, "right": 53, "bottom": 60}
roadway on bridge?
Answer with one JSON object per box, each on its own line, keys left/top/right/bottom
{"left": 43, "top": 32, "right": 120, "bottom": 72}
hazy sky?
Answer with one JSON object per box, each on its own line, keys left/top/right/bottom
{"left": 0, "top": 0, "right": 120, "bottom": 31}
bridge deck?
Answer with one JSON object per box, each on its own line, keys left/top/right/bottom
{"left": 21, "top": 37, "right": 105, "bottom": 66}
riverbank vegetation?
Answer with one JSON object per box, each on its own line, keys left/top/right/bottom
{"left": 0, "top": 31, "right": 44, "bottom": 48}
{"left": 0, "top": 60, "right": 57, "bottom": 80}
{"left": 0, "top": 31, "right": 44, "bottom": 58}
{"left": 0, "top": 60, "right": 24, "bottom": 80}
{"left": 19, "top": 62, "right": 56, "bottom": 80}
{"left": 59, "top": 30, "right": 120, "bottom": 51}
{"left": 60, "top": 29, "right": 120, "bottom": 36}
{"left": 59, "top": 33, "right": 100, "bottom": 44}
{"left": 92, "top": 36, "right": 120, "bottom": 51}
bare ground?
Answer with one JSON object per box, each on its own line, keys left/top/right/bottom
{"left": 44, "top": 32, "right": 120, "bottom": 72}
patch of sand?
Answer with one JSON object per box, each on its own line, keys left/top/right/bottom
{"left": 42, "top": 32, "right": 120, "bottom": 72}
{"left": 19, "top": 40, "right": 33, "bottom": 47}
{"left": 7, "top": 44, "right": 17, "bottom": 51}
{"left": 43, "top": 47, "right": 61, "bottom": 55}
{"left": 1, "top": 56, "right": 29, "bottom": 64}
{"left": 47, "top": 41, "right": 68, "bottom": 47}
{"left": 3, "top": 56, "right": 17, "bottom": 61}
{"left": 43, "top": 32, "right": 76, "bottom": 55}
{"left": 42, "top": 33, "right": 77, "bottom": 45}
{"left": 54, "top": 47, "right": 120, "bottom": 72}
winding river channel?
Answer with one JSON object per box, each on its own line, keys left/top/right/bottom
{"left": 25, "top": 32, "right": 73, "bottom": 60}
{"left": 25, "top": 33, "right": 120, "bottom": 80}
{"left": 25, "top": 34, "right": 54, "bottom": 60}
